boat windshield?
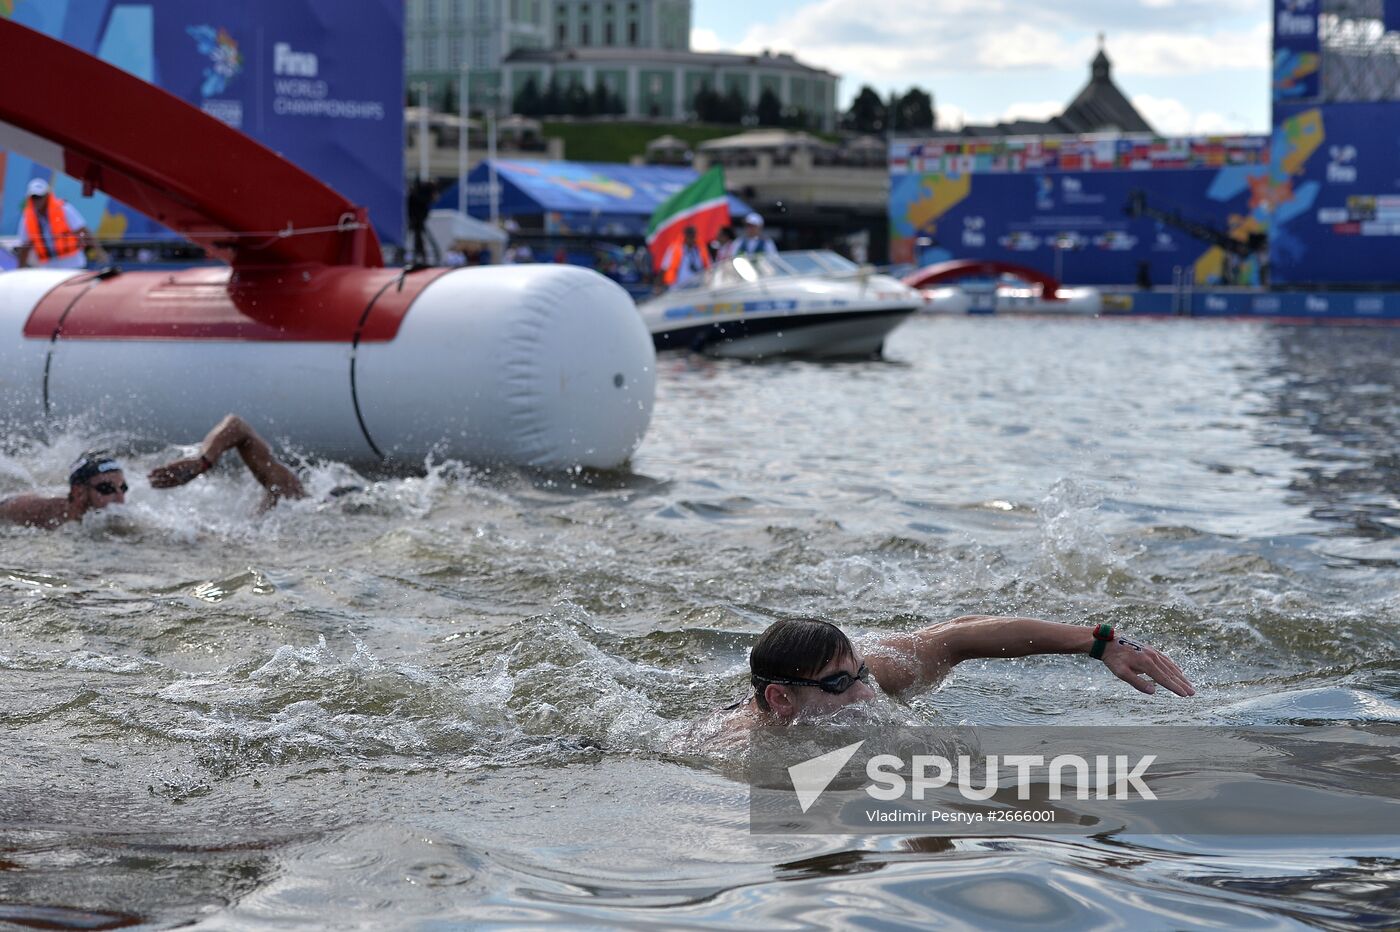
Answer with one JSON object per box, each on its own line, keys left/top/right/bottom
{"left": 680, "top": 250, "right": 861, "bottom": 290}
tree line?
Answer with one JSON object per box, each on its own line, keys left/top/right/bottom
{"left": 842, "top": 86, "right": 935, "bottom": 134}
{"left": 503, "top": 76, "right": 935, "bottom": 134}
{"left": 513, "top": 76, "right": 627, "bottom": 117}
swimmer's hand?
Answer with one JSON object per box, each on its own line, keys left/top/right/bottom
{"left": 147, "top": 456, "right": 210, "bottom": 488}
{"left": 1102, "top": 637, "right": 1196, "bottom": 697}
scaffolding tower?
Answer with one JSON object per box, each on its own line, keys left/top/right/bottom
{"left": 1320, "top": 0, "right": 1400, "bottom": 101}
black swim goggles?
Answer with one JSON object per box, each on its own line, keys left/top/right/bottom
{"left": 91, "top": 481, "right": 128, "bottom": 496}
{"left": 755, "top": 663, "right": 870, "bottom": 695}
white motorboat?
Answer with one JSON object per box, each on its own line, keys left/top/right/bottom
{"left": 638, "top": 250, "right": 921, "bottom": 359}
{"left": 904, "top": 259, "right": 1101, "bottom": 316}
{"left": 920, "top": 281, "right": 1103, "bottom": 315}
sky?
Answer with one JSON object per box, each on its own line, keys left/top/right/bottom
{"left": 690, "top": 0, "right": 1272, "bottom": 135}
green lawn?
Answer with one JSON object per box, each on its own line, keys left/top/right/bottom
{"left": 540, "top": 121, "right": 743, "bottom": 163}
{"left": 540, "top": 121, "right": 841, "bottom": 163}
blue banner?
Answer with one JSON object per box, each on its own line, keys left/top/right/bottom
{"left": 1, "top": 1, "right": 403, "bottom": 248}
{"left": 1269, "top": 102, "right": 1400, "bottom": 285}
{"left": 1112, "top": 288, "right": 1400, "bottom": 320}
{"left": 890, "top": 160, "right": 1269, "bottom": 286}
{"left": 1273, "top": 0, "right": 1321, "bottom": 104}
{"left": 440, "top": 161, "right": 752, "bottom": 238}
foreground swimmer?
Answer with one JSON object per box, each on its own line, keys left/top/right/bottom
{"left": 0, "top": 414, "right": 305, "bottom": 528}
{"left": 724, "top": 616, "right": 1194, "bottom": 728}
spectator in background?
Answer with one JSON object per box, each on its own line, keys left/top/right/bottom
{"left": 733, "top": 213, "right": 778, "bottom": 260}
{"left": 406, "top": 179, "right": 439, "bottom": 265}
{"left": 503, "top": 242, "right": 535, "bottom": 264}
{"left": 660, "top": 225, "right": 711, "bottom": 288}
{"left": 16, "top": 178, "right": 98, "bottom": 269}
{"left": 714, "top": 225, "right": 737, "bottom": 262}
{"left": 1135, "top": 260, "right": 1152, "bottom": 291}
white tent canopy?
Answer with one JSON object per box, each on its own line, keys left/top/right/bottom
{"left": 426, "top": 209, "right": 508, "bottom": 247}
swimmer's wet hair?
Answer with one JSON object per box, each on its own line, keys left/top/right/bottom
{"left": 750, "top": 618, "right": 855, "bottom": 710}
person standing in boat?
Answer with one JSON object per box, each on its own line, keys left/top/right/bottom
{"left": 734, "top": 212, "right": 778, "bottom": 260}
{"left": 15, "top": 177, "right": 97, "bottom": 269}
{"left": 713, "top": 225, "right": 737, "bottom": 262}
{"left": 0, "top": 414, "right": 306, "bottom": 529}
{"left": 660, "top": 225, "right": 711, "bottom": 287}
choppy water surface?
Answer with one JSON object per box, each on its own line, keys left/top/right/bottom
{"left": 2, "top": 316, "right": 1398, "bottom": 929}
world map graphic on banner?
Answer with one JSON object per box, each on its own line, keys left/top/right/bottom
{"left": 889, "top": 136, "right": 1272, "bottom": 286}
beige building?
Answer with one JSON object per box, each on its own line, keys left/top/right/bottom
{"left": 502, "top": 47, "right": 837, "bottom": 129}
{"left": 406, "top": 0, "right": 839, "bottom": 130}
{"left": 408, "top": 0, "right": 692, "bottom": 107}
{"left": 687, "top": 130, "right": 888, "bottom": 256}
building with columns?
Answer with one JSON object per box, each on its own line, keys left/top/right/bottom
{"left": 406, "top": 0, "right": 839, "bottom": 130}
{"left": 502, "top": 46, "right": 837, "bottom": 129}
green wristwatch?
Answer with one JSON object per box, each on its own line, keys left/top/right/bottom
{"left": 1089, "top": 623, "right": 1115, "bottom": 660}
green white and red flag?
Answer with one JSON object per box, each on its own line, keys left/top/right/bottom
{"left": 645, "top": 166, "right": 729, "bottom": 273}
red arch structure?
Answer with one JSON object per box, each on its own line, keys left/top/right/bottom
{"left": 0, "top": 19, "right": 380, "bottom": 268}
{"left": 903, "top": 260, "right": 1063, "bottom": 300}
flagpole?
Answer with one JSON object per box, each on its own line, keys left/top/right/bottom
{"left": 417, "top": 82, "right": 430, "bottom": 183}
{"left": 458, "top": 64, "right": 469, "bottom": 215}
{"left": 488, "top": 104, "right": 499, "bottom": 227}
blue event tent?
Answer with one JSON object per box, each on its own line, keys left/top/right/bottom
{"left": 434, "top": 160, "right": 751, "bottom": 238}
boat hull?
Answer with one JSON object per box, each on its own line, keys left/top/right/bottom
{"left": 651, "top": 307, "right": 915, "bottom": 359}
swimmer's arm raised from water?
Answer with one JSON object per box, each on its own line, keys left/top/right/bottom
{"left": 866, "top": 615, "right": 1195, "bottom": 700}
{"left": 148, "top": 413, "right": 305, "bottom": 502}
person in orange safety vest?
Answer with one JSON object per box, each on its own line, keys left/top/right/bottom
{"left": 660, "top": 225, "right": 710, "bottom": 288}
{"left": 15, "top": 177, "right": 93, "bottom": 269}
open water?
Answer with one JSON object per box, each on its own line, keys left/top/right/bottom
{"left": 2, "top": 315, "right": 1398, "bottom": 929}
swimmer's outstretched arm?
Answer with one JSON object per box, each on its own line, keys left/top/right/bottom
{"left": 148, "top": 413, "right": 305, "bottom": 504}
{"left": 866, "top": 615, "right": 1195, "bottom": 700}
{"left": 0, "top": 493, "right": 71, "bottom": 528}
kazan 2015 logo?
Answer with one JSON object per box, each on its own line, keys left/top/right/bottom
{"left": 187, "top": 25, "right": 243, "bottom": 97}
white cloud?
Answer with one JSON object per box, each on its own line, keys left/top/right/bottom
{"left": 1132, "top": 94, "right": 1245, "bottom": 134}
{"left": 933, "top": 102, "right": 984, "bottom": 130}
{"left": 690, "top": 27, "right": 722, "bottom": 53}
{"left": 975, "top": 25, "right": 1086, "bottom": 71}
{"left": 1106, "top": 22, "right": 1271, "bottom": 75}
{"left": 1132, "top": 94, "right": 1193, "bottom": 133}
{"left": 695, "top": 0, "right": 1271, "bottom": 132}
{"left": 999, "top": 100, "right": 1065, "bottom": 122}
{"left": 722, "top": 0, "right": 1269, "bottom": 78}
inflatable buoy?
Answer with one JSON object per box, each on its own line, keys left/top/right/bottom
{"left": 0, "top": 264, "right": 655, "bottom": 470}
{"left": 0, "top": 21, "right": 654, "bottom": 470}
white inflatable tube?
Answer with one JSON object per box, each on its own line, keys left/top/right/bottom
{"left": 0, "top": 264, "right": 656, "bottom": 471}
{"left": 356, "top": 265, "right": 655, "bottom": 469}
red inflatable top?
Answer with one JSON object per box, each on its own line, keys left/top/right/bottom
{"left": 903, "top": 260, "right": 1063, "bottom": 300}
{"left": 21, "top": 266, "right": 453, "bottom": 343}
{"left": 0, "top": 19, "right": 381, "bottom": 269}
